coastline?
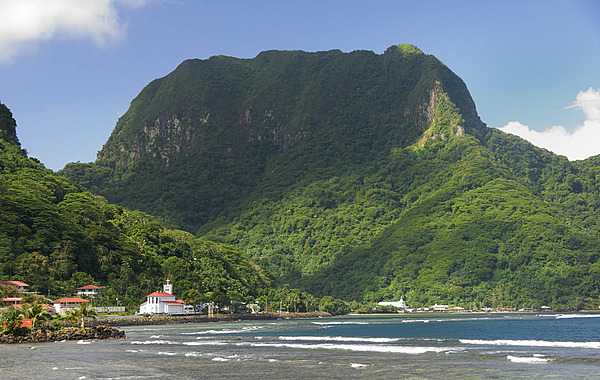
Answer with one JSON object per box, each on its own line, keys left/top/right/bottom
{"left": 91, "top": 311, "right": 331, "bottom": 327}
{"left": 0, "top": 325, "right": 125, "bottom": 344}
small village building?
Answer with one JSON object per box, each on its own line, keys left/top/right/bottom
{"left": 53, "top": 297, "right": 90, "bottom": 315}
{"left": 139, "top": 280, "right": 186, "bottom": 315}
{"left": 378, "top": 296, "right": 408, "bottom": 311}
{"left": 0, "top": 280, "right": 30, "bottom": 292}
{"left": 448, "top": 306, "right": 465, "bottom": 312}
{"left": 1, "top": 297, "right": 23, "bottom": 307}
{"left": 432, "top": 304, "right": 449, "bottom": 312}
{"left": 76, "top": 284, "right": 105, "bottom": 298}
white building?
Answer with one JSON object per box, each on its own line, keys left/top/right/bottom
{"left": 139, "top": 280, "right": 186, "bottom": 315}
{"left": 432, "top": 304, "right": 449, "bottom": 312}
{"left": 76, "top": 284, "right": 105, "bottom": 298}
{"left": 378, "top": 296, "right": 408, "bottom": 310}
{"left": 53, "top": 297, "right": 90, "bottom": 315}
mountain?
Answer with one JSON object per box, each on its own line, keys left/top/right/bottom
{"left": 63, "top": 45, "right": 600, "bottom": 310}
{"left": 0, "top": 103, "right": 269, "bottom": 308}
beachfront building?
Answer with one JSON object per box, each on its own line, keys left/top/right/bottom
{"left": 76, "top": 284, "right": 105, "bottom": 298}
{"left": 0, "top": 280, "right": 30, "bottom": 292}
{"left": 1, "top": 297, "right": 22, "bottom": 307}
{"left": 138, "top": 280, "right": 186, "bottom": 315}
{"left": 432, "top": 304, "right": 449, "bottom": 312}
{"left": 53, "top": 297, "right": 90, "bottom": 315}
{"left": 378, "top": 296, "right": 408, "bottom": 311}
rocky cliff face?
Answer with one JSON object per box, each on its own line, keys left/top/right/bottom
{"left": 66, "top": 44, "right": 484, "bottom": 230}
{"left": 0, "top": 103, "right": 20, "bottom": 147}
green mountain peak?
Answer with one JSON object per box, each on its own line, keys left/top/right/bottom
{"left": 0, "top": 102, "right": 20, "bottom": 147}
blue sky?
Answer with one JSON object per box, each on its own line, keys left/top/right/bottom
{"left": 0, "top": 0, "right": 599, "bottom": 169}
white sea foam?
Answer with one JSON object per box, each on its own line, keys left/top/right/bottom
{"left": 460, "top": 339, "right": 600, "bottom": 349}
{"left": 181, "top": 326, "right": 262, "bottom": 335}
{"left": 212, "top": 357, "right": 230, "bottom": 362}
{"left": 277, "top": 336, "right": 400, "bottom": 343}
{"left": 238, "top": 342, "right": 454, "bottom": 354}
{"left": 267, "top": 358, "right": 279, "bottom": 362}
{"left": 184, "top": 352, "right": 203, "bottom": 357}
{"left": 506, "top": 355, "right": 553, "bottom": 364}
{"left": 401, "top": 319, "right": 430, "bottom": 323}
{"left": 350, "top": 363, "right": 369, "bottom": 369}
{"left": 77, "top": 340, "right": 92, "bottom": 345}
{"left": 182, "top": 341, "right": 228, "bottom": 346}
{"left": 157, "top": 352, "right": 177, "bottom": 356}
{"left": 311, "top": 321, "right": 369, "bottom": 325}
{"left": 555, "top": 314, "right": 600, "bottom": 319}
{"left": 130, "top": 340, "right": 177, "bottom": 345}
{"left": 150, "top": 335, "right": 162, "bottom": 338}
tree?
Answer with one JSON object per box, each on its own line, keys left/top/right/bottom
{"left": 0, "top": 308, "right": 23, "bottom": 335}
{"left": 20, "top": 303, "right": 51, "bottom": 330}
{"left": 65, "top": 302, "right": 96, "bottom": 329}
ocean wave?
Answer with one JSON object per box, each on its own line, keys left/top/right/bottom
{"left": 181, "top": 326, "right": 262, "bottom": 335}
{"left": 460, "top": 339, "right": 600, "bottom": 349}
{"left": 506, "top": 355, "right": 553, "bottom": 364}
{"left": 350, "top": 363, "right": 369, "bottom": 369}
{"left": 211, "top": 357, "right": 230, "bottom": 362}
{"left": 156, "top": 352, "right": 177, "bottom": 356}
{"left": 277, "top": 336, "right": 400, "bottom": 343}
{"left": 182, "top": 341, "right": 228, "bottom": 346}
{"left": 130, "top": 340, "right": 178, "bottom": 345}
{"left": 237, "top": 342, "right": 455, "bottom": 354}
{"left": 311, "top": 321, "right": 369, "bottom": 325}
{"left": 555, "top": 314, "right": 600, "bottom": 319}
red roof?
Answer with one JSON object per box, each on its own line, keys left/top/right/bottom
{"left": 146, "top": 291, "right": 174, "bottom": 297}
{"left": 77, "top": 284, "right": 105, "bottom": 290}
{"left": 54, "top": 297, "right": 90, "bottom": 304}
{"left": 0, "top": 280, "right": 29, "bottom": 287}
{"left": 163, "top": 300, "right": 185, "bottom": 304}
{"left": 2, "top": 297, "right": 22, "bottom": 302}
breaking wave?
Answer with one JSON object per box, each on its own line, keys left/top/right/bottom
{"left": 460, "top": 339, "right": 600, "bottom": 349}
{"left": 311, "top": 321, "right": 369, "bottom": 325}
{"left": 277, "top": 336, "right": 400, "bottom": 343}
{"left": 237, "top": 342, "right": 455, "bottom": 354}
{"left": 506, "top": 355, "right": 553, "bottom": 364}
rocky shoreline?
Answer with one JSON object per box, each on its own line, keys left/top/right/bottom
{"left": 93, "top": 311, "right": 331, "bottom": 327}
{"left": 0, "top": 325, "right": 125, "bottom": 344}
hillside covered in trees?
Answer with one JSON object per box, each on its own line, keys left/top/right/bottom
{"left": 51, "top": 44, "right": 600, "bottom": 310}
{"left": 0, "top": 103, "right": 272, "bottom": 309}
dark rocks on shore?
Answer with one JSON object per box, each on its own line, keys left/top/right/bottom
{"left": 0, "top": 325, "right": 125, "bottom": 344}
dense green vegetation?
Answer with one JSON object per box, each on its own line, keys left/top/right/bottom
{"left": 51, "top": 45, "right": 600, "bottom": 310}
{"left": 0, "top": 106, "right": 271, "bottom": 309}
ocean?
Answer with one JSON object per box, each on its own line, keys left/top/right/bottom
{"left": 2, "top": 314, "right": 600, "bottom": 379}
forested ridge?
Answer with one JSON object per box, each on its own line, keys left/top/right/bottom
{"left": 11, "top": 44, "right": 600, "bottom": 310}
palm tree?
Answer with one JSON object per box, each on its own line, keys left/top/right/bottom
{"left": 20, "top": 303, "right": 51, "bottom": 330}
{"left": 1, "top": 308, "right": 23, "bottom": 335}
{"left": 65, "top": 302, "right": 96, "bottom": 329}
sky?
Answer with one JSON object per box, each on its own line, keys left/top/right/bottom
{"left": 0, "top": 0, "right": 599, "bottom": 169}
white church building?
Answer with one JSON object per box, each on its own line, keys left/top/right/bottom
{"left": 378, "top": 296, "right": 408, "bottom": 310}
{"left": 139, "top": 280, "right": 186, "bottom": 315}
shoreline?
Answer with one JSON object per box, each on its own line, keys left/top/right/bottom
{"left": 0, "top": 325, "right": 125, "bottom": 345}
{"left": 92, "top": 311, "right": 331, "bottom": 327}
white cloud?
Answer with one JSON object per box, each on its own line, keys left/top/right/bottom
{"left": 0, "top": 0, "right": 150, "bottom": 62}
{"left": 499, "top": 88, "right": 600, "bottom": 160}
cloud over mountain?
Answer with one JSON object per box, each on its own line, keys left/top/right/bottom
{"left": 499, "top": 88, "right": 600, "bottom": 160}
{"left": 0, "top": 0, "right": 149, "bottom": 62}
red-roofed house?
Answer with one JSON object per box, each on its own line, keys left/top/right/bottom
{"left": 0, "top": 280, "right": 30, "bottom": 292}
{"left": 139, "top": 280, "right": 186, "bottom": 315}
{"left": 1, "top": 297, "right": 23, "bottom": 307}
{"left": 76, "top": 284, "right": 105, "bottom": 298}
{"left": 53, "top": 297, "right": 90, "bottom": 315}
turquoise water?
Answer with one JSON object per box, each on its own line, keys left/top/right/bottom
{"left": 2, "top": 314, "right": 600, "bottom": 379}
